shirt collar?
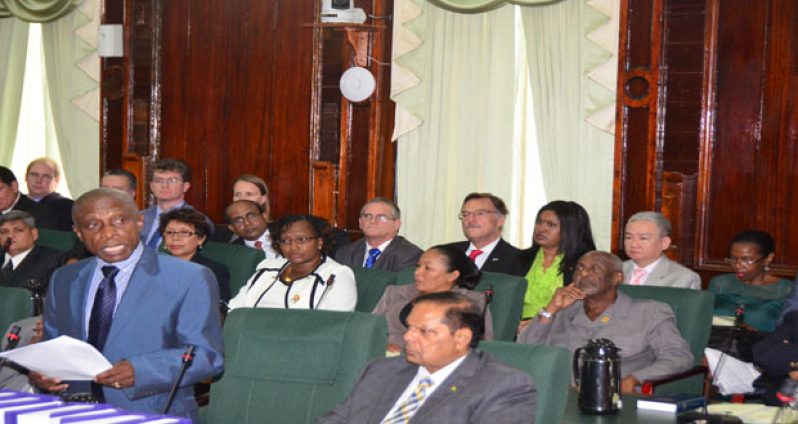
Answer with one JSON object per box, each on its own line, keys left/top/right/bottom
{"left": 632, "top": 255, "right": 663, "bottom": 274}
{"left": 420, "top": 351, "right": 469, "bottom": 386}
{"left": 95, "top": 242, "right": 145, "bottom": 272}
{"left": 366, "top": 238, "right": 393, "bottom": 252}
{"left": 5, "top": 246, "right": 34, "bottom": 269}
{"left": 2, "top": 193, "right": 21, "bottom": 214}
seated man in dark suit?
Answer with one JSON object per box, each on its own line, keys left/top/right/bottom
{"left": 444, "top": 192, "right": 526, "bottom": 276}
{"left": 224, "top": 200, "right": 280, "bottom": 259}
{"left": 0, "top": 210, "right": 62, "bottom": 289}
{"left": 0, "top": 166, "right": 58, "bottom": 230}
{"left": 518, "top": 251, "right": 693, "bottom": 394}
{"left": 24, "top": 157, "right": 74, "bottom": 231}
{"left": 335, "top": 197, "right": 422, "bottom": 272}
{"left": 319, "top": 291, "right": 537, "bottom": 423}
{"left": 101, "top": 168, "right": 138, "bottom": 199}
{"left": 753, "top": 310, "right": 798, "bottom": 405}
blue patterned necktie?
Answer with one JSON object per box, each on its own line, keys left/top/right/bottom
{"left": 383, "top": 377, "right": 433, "bottom": 424}
{"left": 147, "top": 233, "right": 161, "bottom": 249}
{"left": 88, "top": 266, "right": 119, "bottom": 352}
{"left": 365, "top": 248, "right": 381, "bottom": 269}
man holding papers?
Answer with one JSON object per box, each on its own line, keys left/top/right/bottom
{"left": 29, "top": 188, "right": 224, "bottom": 419}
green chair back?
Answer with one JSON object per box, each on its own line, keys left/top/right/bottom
{"left": 0, "top": 286, "right": 31, "bottom": 335}
{"left": 396, "top": 268, "right": 526, "bottom": 342}
{"left": 619, "top": 284, "right": 715, "bottom": 394}
{"left": 480, "top": 341, "right": 571, "bottom": 424}
{"left": 201, "top": 241, "right": 264, "bottom": 297}
{"left": 352, "top": 267, "right": 397, "bottom": 312}
{"left": 35, "top": 228, "right": 78, "bottom": 252}
{"left": 477, "top": 271, "right": 527, "bottom": 341}
{"left": 205, "top": 309, "right": 387, "bottom": 424}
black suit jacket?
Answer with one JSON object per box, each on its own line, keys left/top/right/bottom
{"left": 444, "top": 238, "right": 527, "bottom": 277}
{"left": 334, "top": 236, "right": 422, "bottom": 272}
{"left": 9, "top": 195, "right": 59, "bottom": 231}
{"left": 0, "top": 245, "right": 63, "bottom": 289}
{"left": 38, "top": 192, "right": 74, "bottom": 231}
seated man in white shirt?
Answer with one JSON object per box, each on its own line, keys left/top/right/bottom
{"left": 335, "top": 197, "right": 422, "bottom": 272}
{"left": 622, "top": 211, "right": 701, "bottom": 289}
{"left": 319, "top": 291, "right": 537, "bottom": 424}
{"left": 0, "top": 210, "right": 62, "bottom": 289}
{"left": 224, "top": 200, "right": 280, "bottom": 259}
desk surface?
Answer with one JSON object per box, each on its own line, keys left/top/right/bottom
{"left": 563, "top": 392, "right": 678, "bottom": 424}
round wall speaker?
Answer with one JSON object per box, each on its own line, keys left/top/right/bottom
{"left": 340, "top": 67, "right": 376, "bottom": 103}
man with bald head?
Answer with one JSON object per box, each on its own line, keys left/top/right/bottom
{"left": 30, "top": 188, "right": 224, "bottom": 419}
{"left": 518, "top": 251, "right": 693, "bottom": 394}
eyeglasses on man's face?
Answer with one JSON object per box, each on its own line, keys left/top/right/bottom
{"left": 231, "top": 211, "right": 263, "bottom": 226}
{"left": 359, "top": 213, "right": 396, "bottom": 224}
{"left": 457, "top": 210, "right": 498, "bottom": 220}
{"left": 151, "top": 177, "right": 183, "bottom": 186}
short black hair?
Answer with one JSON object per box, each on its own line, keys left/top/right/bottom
{"left": 270, "top": 214, "right": 334, "bottom": 256}
{"left": 149, "top": 158, "right": 191, "bottom": 183}
{"left": 159, "top": 208, "right": 211, "bottom": 238}
{"left": 411, "top": 291, "right": 485, "bottom": 348}
{"left": 462, "top": 192, "right": 508, "bottom": 216}
{"left": 427, "top": 244, "right": 482, "bottom": 290}
{"left": 0, "top": 166, "right": 17, "bottom": 185}
{"left": 730, "top": 230, "right": 776, "bottom": 257}
{"left": 104, "top": 168, "right": 138, "bottom": 191}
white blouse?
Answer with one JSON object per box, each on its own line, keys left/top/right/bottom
{"left": 228, "top": 256, "right": 357, "bottom": 311}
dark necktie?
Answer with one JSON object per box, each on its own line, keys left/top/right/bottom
{"left": 88, "top": 266, "right": 119, "bottom": 352}
{"left": 1, "top": 260, "right": 13, "bottom": 282}
{"left": 365, "top": 248, "right": 381, "bottom": 269}
{"left": 147, "top": 233, "right": 161, "bottom": 249}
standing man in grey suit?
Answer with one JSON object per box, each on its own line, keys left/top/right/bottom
{"left": 319, "top": 291, "right": 537, "bottom": 423}
{"left": 622, "top": 211, "right": 701, "bottom": 290}
{"left": 335, "top": 198, "right": 422, "bottom": 272}
{"left": 445, "top": 192, "right": 526, "bottom": 276}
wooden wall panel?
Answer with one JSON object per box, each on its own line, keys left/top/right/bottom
{"left": 158, "top": 0, "right": 314, "bottom": 221}
{"left": 616, "top": 0, "right": 798, "bottom": 278}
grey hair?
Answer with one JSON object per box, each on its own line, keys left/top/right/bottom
{"left": 360, "top": 197, "right": 401, "bottom": 219}
{"left": 627, "top": 211, "right": 671, "bottom": 238}
{"left": 582, "top": 250, "right": 623, "bottom": 273}
{"left": 0, "top": 210, "right": 36, "bottom": 229}
{"left": 73, "top": 188, "right": 139, "bottom": 222}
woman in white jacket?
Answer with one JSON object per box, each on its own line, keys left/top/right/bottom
{"left": 229, "top": 214, "right": 356, "bottom": 311}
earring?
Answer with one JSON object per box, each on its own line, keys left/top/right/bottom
{"left": 764, "top": 264, "right": 770, "bottom": 273}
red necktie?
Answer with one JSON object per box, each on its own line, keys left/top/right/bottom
{"left": 254, "top": 241, "right": 263, "bottom": 250}
{"left": 468, "top": 249, "right": 484, "bottom": 261}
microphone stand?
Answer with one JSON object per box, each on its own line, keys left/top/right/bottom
{"left": 162, "top": 345, "right": 196, "bottom": 414}
{"left": 23, "top": 279, "right": 45, "bottom": 316}
{"left": 0, "top": 325, "right": 22, "bottom": 370}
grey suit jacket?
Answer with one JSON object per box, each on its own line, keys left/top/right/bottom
{"left": 318, "top": 349, "right": 537, "bottom": 424}
{"left": 622, "top": 257, "right": 701, "bottom": 290}
{"left": 335, "top": 236, "right": 422, "bottom": 273}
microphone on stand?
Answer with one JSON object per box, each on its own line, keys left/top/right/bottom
{"left": 480, "top": 284, "right": 494, "bottom": 340}
{"left": 4, "top": 325, "right": 21, "bottom": 351}
{"left": 162, "top": 345, "right": 196, "bottom": 414}
{"left": 23, "top": 279, "right": 45, "bottom": 316}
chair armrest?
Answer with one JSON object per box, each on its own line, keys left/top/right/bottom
{"left": 640, "top": 366, "right": 708, "bottom": 396}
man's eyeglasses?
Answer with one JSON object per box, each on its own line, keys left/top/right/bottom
{"left": 359, "top": 213, "right": 396, "bottom": 223}
{"left": 458, "top": 210, "right": 498, "bottom": 220}
{"left": 27, "top": 172, "right": 54, "bottom": 182}
{"left": 277, "top": 236, "right": 318, "bottom": 246}
{"left": 163, "top": 230, "right": 199, "bottom": 238}
{"left": 152, "top": 177, "right": 183, "bottom": 186}
{"left": 231, "top": 211, "right": 262, "bottom": 226}
{"left": 724, "top": 256, "right": 763, "bottom": 266}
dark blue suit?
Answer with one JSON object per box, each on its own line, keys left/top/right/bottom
{"left": 43, "top": 247, "right": 224, "bottom": 418}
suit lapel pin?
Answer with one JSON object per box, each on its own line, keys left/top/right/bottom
{"left": 601, "top": 316, "right": 609, "bottom": 324}
{"left": 450, "top": 385, "right": 458, "bottom": 393}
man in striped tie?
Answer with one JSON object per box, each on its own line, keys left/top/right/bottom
{"left": 318, "top": 292, "right": 537, "bottom": 423}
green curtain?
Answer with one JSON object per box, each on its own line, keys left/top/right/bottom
{"left": 0, "top": 17, "right": 28, "bottom": 166}
{"left": 428, "top": 0, "right": 564, "bottom": 14}
{"left": 520, "top": 0, "right": 616, "bottom": 249}
{"left": 41, "top": 4, "right": 99, "bottom": 197}
{"left": 0, "top": 0, "right": 79, "bottom": 22}
{"left": 395, "top": 2, "right": 519, "bottom": 249}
